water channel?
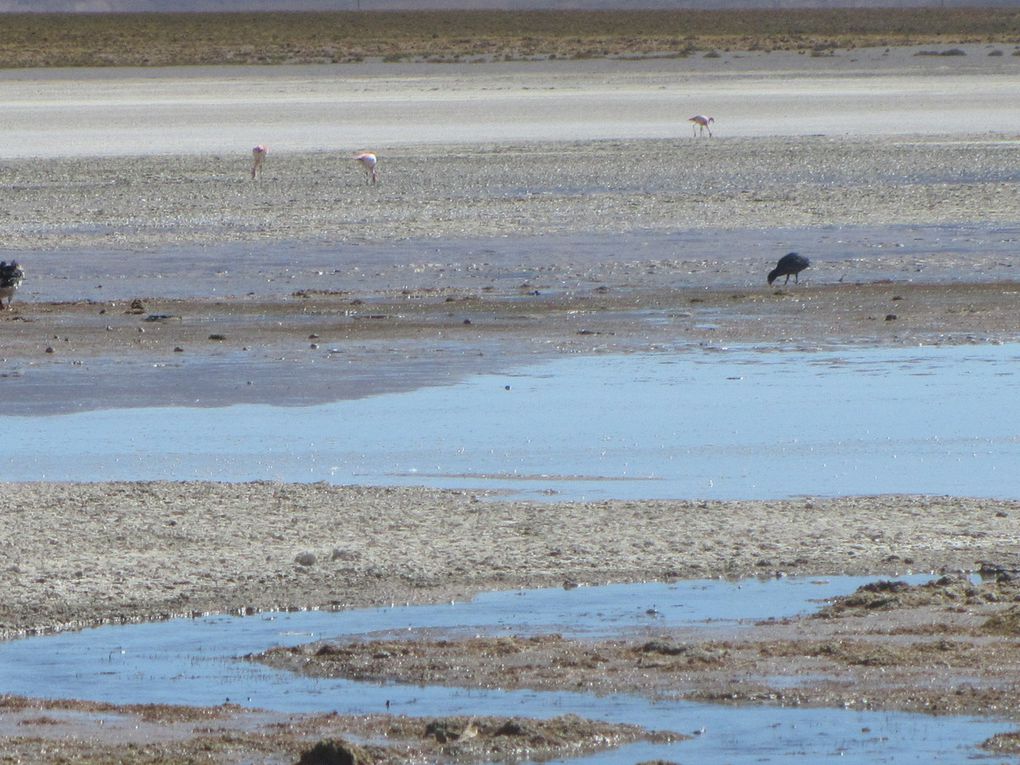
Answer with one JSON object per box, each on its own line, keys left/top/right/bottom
{"left": 4, "top": 343, "right": 1020, "bottom": 762}
{"left": 2, "top": 576, "right": 1014, "bottom": 764}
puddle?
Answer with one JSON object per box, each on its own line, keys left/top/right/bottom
{"left": 4, "top": 344, "right": 1020, "bottom": 501}
{"left": 1, "top": 576, "right": 1013, "bottom": 764}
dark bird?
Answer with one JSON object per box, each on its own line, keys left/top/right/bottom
{"left": 767, "top": 252, "right": 809, "bottom": 286}
{"left": 0, "top": 261, "right": 24, "bottom": 309}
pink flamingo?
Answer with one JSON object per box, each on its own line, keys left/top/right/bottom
{"left": 354, "top": 151, "right": 378, "bottom": 184}
{"left": 689, "top": 115, "right": 714, "bottom": 137}
{"left": 251, "top": 144, "right": 268, "bottom": 179}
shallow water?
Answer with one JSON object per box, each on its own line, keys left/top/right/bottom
{"left": 5, "top": 343, "right": 1020, "bottom": 501}
{"left": 1, "top": 576, "right": 1013, "bottom": 764}
{"left": 15, "top": 222, "right": 1020, "bottom": 304}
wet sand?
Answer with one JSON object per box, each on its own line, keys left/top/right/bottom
{"left": 3, "top": 279, "right": 1020, "bottom": 414}
{"left": 3, "top": 49, "right": 1020, "bottom": 762}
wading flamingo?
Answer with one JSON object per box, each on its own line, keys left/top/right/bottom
{"left": 354, "top": 151, "right": 378, "bottom": 184}
{"left": 689, "top": 115, "right": 714, "bottom": 137}
{"left": 251, "top": 144, "right": 268, "bottom": 179}
{"left": 767, "top": 252, "right": 810, "bottom": 286}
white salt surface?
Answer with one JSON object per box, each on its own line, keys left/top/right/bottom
{"left": 2, "top": 46, "right": 1019, "bottom": 158}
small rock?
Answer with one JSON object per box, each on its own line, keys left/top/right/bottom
{"left": 885, "top": 314, "right": 897, "bottom": 321}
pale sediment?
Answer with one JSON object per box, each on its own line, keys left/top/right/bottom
{"left": 3, "top": 135, "right": 1020, "bottom": 253}
{"left": 2, "top": 482, "right": 1017, "bottom": 640}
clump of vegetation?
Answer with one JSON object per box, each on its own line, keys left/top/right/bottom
{"left": 981, "top": 606, "right": 1020, "bottom": 636}
{"left": 915, "top": 47, "right": 968, "bottom": 56}
{"left": 0, "top": 8, "right": 1019, "bottom": 68}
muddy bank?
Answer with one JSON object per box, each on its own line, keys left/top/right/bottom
{"left": 3, "top": 279, "right": 1020, "bottom": 414}
{"left": 0, "top": 695, "right": 679, "bottom": 765}
{"left": 256, "top": 574, "right": 1020, "bottom": 727}
{"left": 252, "top": 574, "right": 1020, "bottom": 757}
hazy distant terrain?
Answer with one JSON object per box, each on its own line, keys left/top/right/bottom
{"left": 1, "top": 0, "right": 1017, "bottom": 11}
{"left": 0, "top": 7, "right": 1017, "bottom": 68}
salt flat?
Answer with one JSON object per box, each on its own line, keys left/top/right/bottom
{"left": 1, "top": 45, "right": 1019, "bottom": 157}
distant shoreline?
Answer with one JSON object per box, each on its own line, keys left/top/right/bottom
{"left": 0, "top": 8, "right": 1017, "bottom": 68}
{"left": 3, "top": 1, "right": 1018, "bottom": 12}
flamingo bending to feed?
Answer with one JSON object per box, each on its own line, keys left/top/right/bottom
{"left": 689, "top": 115, "right": 714, "bottom": 137}
{"left": 354, "top": 151, "right": 379, "bottom": 184}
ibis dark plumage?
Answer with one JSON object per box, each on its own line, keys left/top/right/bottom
{"left": 767, "top": 252, "right": 809, "bottom": 286}
{"left": 0, "top": 261, "right": 24, "bottom": 309}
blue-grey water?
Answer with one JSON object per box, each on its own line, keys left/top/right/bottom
{"left": 5, "top": 344, "right": 1020, "bottom": 761}
{"left": 13, "top": 223, "right": 1020, "bottom": 304}
{"left": 4, "top": 343, "right": 1020, "bottom": 501}
{"left": 2, "top": 576, "right": 1014, "bottom": 764}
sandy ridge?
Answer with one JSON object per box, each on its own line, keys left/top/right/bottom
{"left": 3, "top": 481, "right": 1017, "bottom": 639}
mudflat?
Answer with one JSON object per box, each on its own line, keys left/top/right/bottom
{"left": 4, "top": 126, "right": 1020, "bottom": 410}
{"left": 3, "top": 45, "right": 1020, "bottom": 763}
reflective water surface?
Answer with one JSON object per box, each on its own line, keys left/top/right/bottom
{"left": 3, "top": 576, "right": 1015, "bottom": 764}
{"left": 5, "top": 343, "right": 1020, "bottom": 501}
{"left": 6, "top": 345, "right": 1020, "bottom": 761}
